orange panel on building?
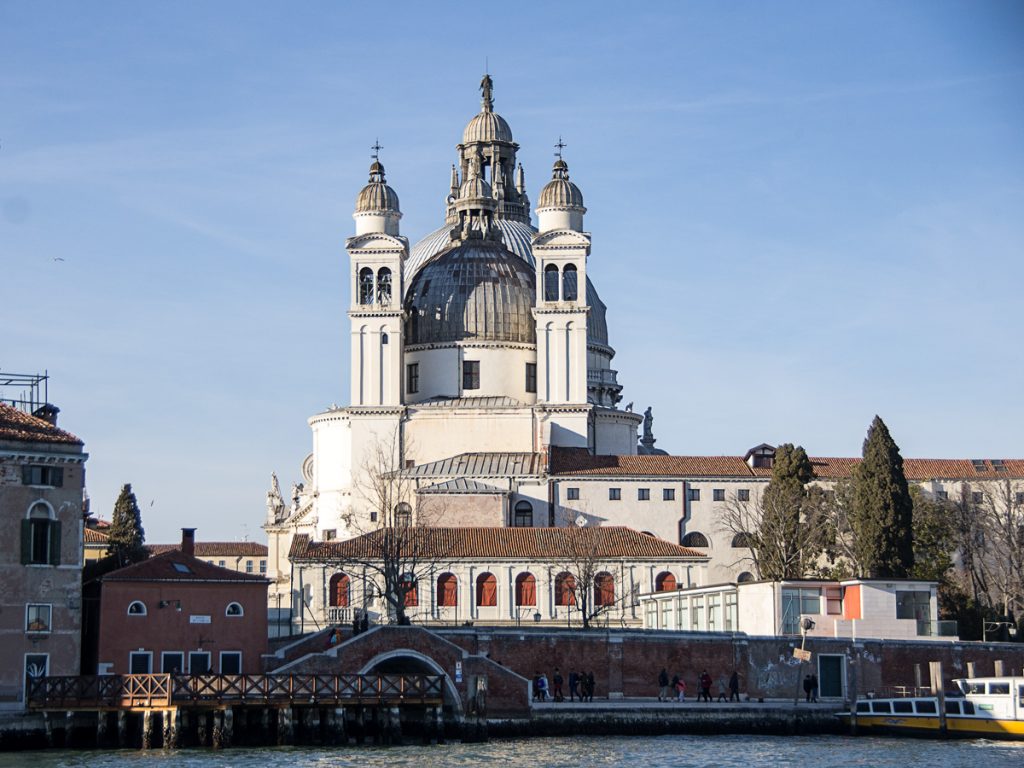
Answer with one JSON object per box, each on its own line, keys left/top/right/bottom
{"left": 843, "top": 584, "right": 861, "bottom": 620}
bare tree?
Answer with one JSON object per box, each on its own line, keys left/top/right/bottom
{"left": 975, "top": 479, "right": 1024, "bottom": 618}
{"left": 550, "top": 512, "right": 638, "bottom": 629}
{"left": 325, "top": 432, "right": 452, "bottom": 625}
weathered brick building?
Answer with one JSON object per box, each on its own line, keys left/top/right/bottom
{"left": 0, "top": 402, "right": 87, "bottom": 709}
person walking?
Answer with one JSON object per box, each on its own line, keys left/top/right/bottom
{"left": 585, "top": 671, "right": 596, "bottom": 702}
{"left": 803, "top": 674, "right": 812, "bottom": 703}
{"left": 658, "top": 668, "right": 670, "bottom": 702}
{"left": 568, "top": 669, "right": 580, "bottom": 702}
{"left": 699, "top": 670, "right": 712, "bottom": 703}
{"left": 674, "top": 674, "right": 687, "bottom": 702}
{"left": 728, "top": 670, "right": 741, "bottom": 702}
{"left": 716, "top": 674, "right": 728, "bottom": 702}
{"left": 538, "top": 671, "right": 549, "bottom": 702}
{"left": 552, "top": 668, "right": 564, "bottom": 702}
{"left": 810, "top": 673, "right": 819, "bottom": 703}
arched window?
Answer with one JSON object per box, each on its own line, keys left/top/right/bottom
{"left": 377, "top": 267, "right": 392, "bottom": 305}
{"left": 329, "top": 573, "right": 351, "bottom": 607}
{"left": 562, "top": 264, "right": 578, "bottom": 301}
{"left": 359, "top": 267, "right": 374, "bottom": 305}
{"left": 594, "top": 572, "right": 615, "bottom": 606}
{"left": 394, "top": 502, "right": 412, "bottom": 527}
{"left": 437, "top": 573, "right": 458, "bottom": 607}
{"left": 476, "top": 572, "right": 497, "bottom": 607}
{"left": 682, "top": 531, "right": 710, "bottom": 548}
{"left": 225, "top": 602, "right": 244, "bottom": 617}
{"left": 25, "top": 502, "right": 58, "bottom": 565}
{"left": 555, "top": 571, "right": 577, "bottom": 606}
{"left": 737, "top": 571, "right": 755, "bottom": 583}
{"left": 401, "top": 573, "right": 418, "bottom": 607}
{"left": 513, "top": 500, "right": 533, "bottom": 527}
{"left": 515, "top": 573, "right": 536, "bottom": 607}
{"left": 655, "top": 572, "right": 677, "bottom": 592}
{"left": 544, "top": 264, "right": 559, "bottom": 301}
{"left": 127, "top": 601, "right": 147, "bottom": 616}
{"left": 731, "top": 532, "right": 755, "bottom": 548}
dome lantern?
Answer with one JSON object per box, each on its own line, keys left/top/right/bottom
{"left": 537, "top": 144, "right": 586, "bottom": 232}
{"left": 353, "top": 144, "right": 402, "bottom": 236}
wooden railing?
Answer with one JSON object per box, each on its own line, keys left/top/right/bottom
{"left": 28, "top": 673, "right": 445, "bottom": 710}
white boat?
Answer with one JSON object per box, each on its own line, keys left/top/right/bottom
{"left": 838, "top": 676, "right": 1024, "bottom": 739}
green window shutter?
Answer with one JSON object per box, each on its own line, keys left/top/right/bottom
{"left": 21, "top": 520, "right": 32, "bottom": 564}
{"left": 48, "top": 521, "right": 62, "bottom": 565}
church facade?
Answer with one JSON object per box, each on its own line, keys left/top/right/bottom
{"left": 263, "top": 77, "right": 1024, "bottom": 633}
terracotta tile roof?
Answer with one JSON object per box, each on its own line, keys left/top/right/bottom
{"left": 551, "top": 447, "right": 1024, "bottom": 481}
{"left": 103, "top": 549, "right": 269, "bottom": 583}
{"left": 84, "top": 528, "right": 109, "bottom": 544}
{"left": 0, "top": 403, "right": 82, "bottom": 446}
{"left": 290, "top": 526, "right": 707, "bottom": 561}
{"left": 147, "top": 542, "right": 268, "bottom": 557}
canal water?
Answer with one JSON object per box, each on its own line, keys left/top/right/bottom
{"left": 1, "top": 735, "right": 1022, "bottom": 768}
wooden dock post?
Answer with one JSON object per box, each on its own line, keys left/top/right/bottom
{"left": 117, "top": 711, "right": 128, "bottom": 748}
{"left": 353, "top": 706, "right": 365, "bottom": 744}
{"left": 994, "top": 660, "right": 1005, "bottom": 676}
{"left": 96, "top": 710, "right": 109, "bottom": 748}
{"left": 64, "top": 711, "right": 74, "bottom": 748}
{"left": 163, "top": 708, "right": 180, "bottom": 748}
{"left": 43, "top": 712, "right": 54, "bottom": 748}
{"left": 141, "top": 710, "right": 154, "bottom": 750}
{"left": 966, "top": 661, "right": 975, "bottom": 678}
{"left": 386, "top": 705, "right": 402, "bottom": 745}
{"left": 197, "top": 710, "right": 209, "bottom": 747}
{"left": 329, "top": 707, "right": 346, "bottom": 745}
{"left": 277, "top": 706, "right": 293, "bottom": 746}
{"left": 435, "top": 704, "right": 445, "bottom": 745}
{"left": 308, "top": 706, "right": 322, "bottom": 745}
{"left": 914, "top": 663, "right": 922, "bottom": 690}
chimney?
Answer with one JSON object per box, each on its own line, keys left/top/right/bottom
{"left": 32, "top": 403, "right": 60, "bottom": 426}
{"left": 181, "top": 528, "right": 196, "bottom": 557}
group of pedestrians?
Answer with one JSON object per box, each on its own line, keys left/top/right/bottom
{"left": 533, "top": 668, "right": 596, "bottom": 702}
{"left": 658, "top": 668, "right": 741, "bottom": 703}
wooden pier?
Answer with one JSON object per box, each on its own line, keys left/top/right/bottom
{"left": 26, "top": 673, "right": 450, "bottom": 749}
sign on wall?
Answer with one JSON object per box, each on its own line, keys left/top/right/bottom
{"left": 189, "top": 615, "right": 212, "bottom": 624}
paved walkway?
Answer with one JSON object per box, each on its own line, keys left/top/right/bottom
{"left": 530, "top": 697, "right": 839, "bottom": 710}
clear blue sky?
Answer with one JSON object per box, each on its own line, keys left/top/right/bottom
{"left": 3, "top": 1, "right": 1022, "bottom": 543}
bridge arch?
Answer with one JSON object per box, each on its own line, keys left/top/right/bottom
{"left": 357, "top": 649, "right": 464, "bottom": 716}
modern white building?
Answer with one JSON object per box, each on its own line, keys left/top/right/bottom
{"left": 638, "top": 578, "right": 954, "bottom": 641}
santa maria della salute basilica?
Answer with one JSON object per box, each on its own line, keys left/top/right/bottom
{"left": 263, "top": 75, "right": 1017, "bottom": 633}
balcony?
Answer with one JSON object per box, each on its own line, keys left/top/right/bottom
{"left": 916, "top": 619, "right": 958, "bottom": 638}
{"left": 328, "top": 606, "right": 353, "bottom": 625}
{"left": 587, "top": 369, "right": 619, "bottom": 385}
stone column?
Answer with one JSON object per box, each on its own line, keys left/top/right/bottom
{"left": 606, "top": 635, "right": 624, "bottom": 699}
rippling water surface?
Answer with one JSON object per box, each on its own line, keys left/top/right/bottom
{"left": 2, "top": 735, "right": 1023, "bottom": 768}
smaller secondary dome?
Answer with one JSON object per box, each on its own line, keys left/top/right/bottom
{"left": 355, "top": 160, "right": 400, "bottom": 214}
{"left": 459, "top": 173, "right": 493, "bottom": 201}
{"left": 463, "top": 111, "right": 513, "bottom": 145}
{"left": 538, "top": 158, "right": 584, "bottom": 209}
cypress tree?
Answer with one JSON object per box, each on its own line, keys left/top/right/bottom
{"left": 758, "top": 444, "right": 817, "bottom": 580}
{"left": 851, "top": 416, "right": 914, "bottom": 577}
{"left": 107, "top": 483, "right": 147, "bottom": 565}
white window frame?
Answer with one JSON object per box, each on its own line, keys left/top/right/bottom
{"left": 25, "top": 603, "right": 52, "bottom": 634}
{"left": 219, "top": 651, "right": 243, "bottom": 675}
{"left": 161, "top": 651, "right": 185, "bottom": 674}
{"left": 127, "top": 600, "right": 147, "bottom": 616}
{"left": 24, "top": 653, "right": 49, "bottom": 700}
{"left": 188, "top": 651, "right": 212, "bottom": 674}
{"left": 225, "top": 602, "right": 244, "bottom": 617}
{"left": 129, "top": 650, "right": 153, "bottom": 674}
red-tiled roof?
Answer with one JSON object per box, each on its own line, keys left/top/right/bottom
{"left": 550, "top": 447, "right": 1024, "bottom": 480}
{"left": 290, "top": 526, "right": 706, "bottom": 561}
{"left": 84, "top": 528, "right": 109, "bottom": 544}
{"left": 103, "top": 549, "right": 269, "bottom": 583}
{"left": 0, "top": 403, "right": 82, "bottom": 446}
{"left": 147, "top": 542, "right": 268, "bottom": 557}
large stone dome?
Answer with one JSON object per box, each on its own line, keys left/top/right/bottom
{"left": 355, "top": 160, "right": 400, "bottom": 213}
{"left": 404, "top": 240, "right": 536, "bottom": 345}
{"left": 537, "top": 159, "right": 584, "bottom": 210}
